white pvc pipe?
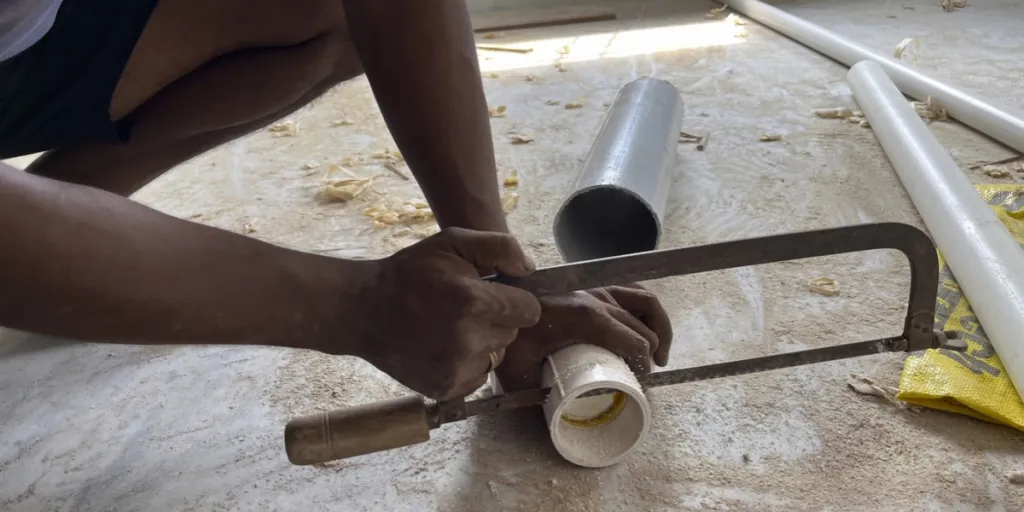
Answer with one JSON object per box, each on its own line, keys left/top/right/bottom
{"left": 722, "top": 0, "right": 1024, "bottom": 155}
{"left": 848, "top": 61, "right": 1024, "bottom": 401}
{"left": 540, "top": 344, "right": 651, "bottom": 467}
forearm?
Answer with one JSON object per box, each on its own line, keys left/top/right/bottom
{"left": 343, "top": 0, "right": 508, "bottom": 233}
{"left": 0, "top": 166, "right": 367, "bottom": 349}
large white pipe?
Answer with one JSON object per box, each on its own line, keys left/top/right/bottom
{"left": 721, "top": 0, "right": 1024, "bottom": 155}
{"left": 848, "top": 61, "right": 1024, "bottom": 401}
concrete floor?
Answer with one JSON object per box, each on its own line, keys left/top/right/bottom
{"left": 3, "top": 0, "right": 1024, "bottom": 510}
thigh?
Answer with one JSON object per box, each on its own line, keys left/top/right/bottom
{"left": 110, "top": 0, "right": 347, "bottom": 119}
{"left": 0, "top": 0, "right": 157, "bottom": 158}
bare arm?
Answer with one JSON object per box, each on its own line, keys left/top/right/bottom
{"left": 342, "top": 0, "right": 676, "bottom": 390}
{"left": 0, "top": 162, "right": 361, "bottom": 347}
{"left": 0, "top": 163, "right": 540, "bottom": 399}
{"left": 343, "top": 0, "right": 508, "bottom": 233}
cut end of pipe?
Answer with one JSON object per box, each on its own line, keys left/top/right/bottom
{"left": 548, "top": 387, "right": 649, "bottom": 468}
{"left": 553, "top": 186, "right": 660, "bottom": 262}
{"left": 541, "top": 345, "right": 651, "bottom": 468}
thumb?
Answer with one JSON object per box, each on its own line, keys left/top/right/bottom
{"left": 439, "top": 227, "right": 536, "bottom": 277}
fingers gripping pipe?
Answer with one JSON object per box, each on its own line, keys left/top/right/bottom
{"left": 540, "top": 78, "right": 684, "bottom": 467}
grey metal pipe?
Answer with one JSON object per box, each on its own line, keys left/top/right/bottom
{"left": 553, "top": 78, "right": 684, "bottom": 262}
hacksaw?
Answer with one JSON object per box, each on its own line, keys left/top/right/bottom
{"left": 284, "top": 222, "right": 966, "bottom": 465}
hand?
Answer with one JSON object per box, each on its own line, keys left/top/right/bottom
{"left": 346, "top": 228, "right": 542, "bottom": 400}
{"left": 494, "top": 285, "right": 673, "bottom": 392}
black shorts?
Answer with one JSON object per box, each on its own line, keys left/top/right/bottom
{"left": 0, "top": 0, "right": 158, "bottom": 158}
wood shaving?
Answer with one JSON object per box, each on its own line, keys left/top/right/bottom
{"left": 1007, "top": 471, "right": 1024, "bottom": 484}
{"left": 383, "top": 162, "right": 410, "bottom": 181}
{"left": 564, "top": 100, "right": 585, "bottom": 109}
{"left": 556, "top": 44, "right": 571, "bottom": 55}
{"left": 759, "top": 134, "right": 783, "bottom": 142}
{"left": 509, "top": 133, "right": 534, "bottom": 144}
{"left": 503, "top": 169, "right": 519, "bottom": 188}
{"left": 696, "top": 132, "right": 710, "bottom": 151}
{"left": 808, "top": 277, "right": 840, "bottom": 296}
{"left": 302, "top": 161, "right": 321, "bottom": 170}
{"left": 544, "top": 99, "right": 561, "bottom": 106}
{"left": 814, "top": 107, "right": 857, "bottom": 119}
{"left": 893, "top": 37, "right": 919, "bottom": 60}
{"left": 847, "top": 374, "right": 912, "bottom": 409}
{"left": 845, "top": 116, "right": 865, "bottom": 124}
{"left": 267, "top": 120, "right": 299, "bottom": 136}
{"left": 363, "top": 197, "right": 436, "bottom": 228}
{"left": 554, "top": 62, "right": 568, "bottom": 72}
{"left": 983, "top": 166, "right": 1011, "bottom": 179}
{"left": 501, "top": 192, "right": 520, "bottom": 213}
{"left": 371, "top": 148, "right": 405, "bottom": 164}
{"left": 483, "top": 72, "right": 500, "bottom": 79}
{"left": 941, "top": 0, "right": 967, "bottom": 11}
{"left": 330, "top": 119, "right": 354, "bottom": 127}
{"left": 725, "top": 13, "right": 747, "bottom": 25}
{"left": 860, "top": 120, "right": 871, "bottom": 128}
{"left": 484, "top": 32, "right": 505, "bottom": 39}
{"left": 734, "top": 29, "right": 750, "bottom": 38}
{"left": 679, "top": 131, "right": 702, "bottom": 143}
{"left": 488, "top": 105, "right": 507, "bottom": 118}
{"left": 911, "top": 96, "right": 948, "bottom": 121}
{"left": 477, "top": 45, "right": 533, "bottom": 54}
{"left": 705, "top": 5, "right": 728, "bottom": 19}
{"left": 524, "top": 75, "right": 538, "bottom": 82}
{"left": 242, "top": 220, "right": 258, "bottom": 234}
{"left": 321, "top": 178, "right": 373, "bottom": 202}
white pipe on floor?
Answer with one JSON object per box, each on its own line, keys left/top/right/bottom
{"left": 721, "top": 0, "right": 1024, "bottom": 155}
{"left": 848, "top": 61, "right": 1024, "bottom": 401}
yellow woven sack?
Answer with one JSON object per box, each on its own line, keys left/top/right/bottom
{"left": 898, "top": 184, "right": 1024, "bottom": 431}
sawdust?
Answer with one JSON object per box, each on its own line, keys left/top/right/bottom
{"left": 509, "top": 133, "right": 534, "bottom": 144}
{"left": 556, "top": 44, "right": 571, "bottom": 55}
{"left": 912, "top": 96, "right": 948, "bottom": 121}
{"left": 846, "top": 373, "right": 909, "bottom": 409}
{"left": 725, "top": 13, "right": 747, "bottom": 25}
{"left": 504, "top": 169, "right": 519, "bottom": 187}
{"left": 759, "top": 134, "right": 783, "bottom": 142}
{"left": 983, "top": 166, "right": 1012, "bottom": 179}
{"left": 808, "top": 277, "right": 840, "bottom": 296}
{"left": 705, "top": 5, "right": 728, "bottom": 19}
{"left": 501, "top": 192, "right": 520, "bottom": 213}
{"left": 941, "top": 0, "right": 968, "bottom": 11}
{"left": 321, "top": 178, "right": 373, "bottom": 202}
{"left": 813, "top": 107, "right": 858, "bottom": 119}
{"left": 893, "top": 37, "right": 919, "bottom": 63}
{"left": 267, "top": 120, "right": 299, "bottom": 136}
{"left": 488, "top": 105, "right": 507, "bottom": 118}
{"left": 564, "top": 100, "right": 585, "bottom": 110}
{"left": 330, "top": 119, "right": 354, "bottom": 127}
{"left": 483, "top": 72, "right": 500, "bottom": 79}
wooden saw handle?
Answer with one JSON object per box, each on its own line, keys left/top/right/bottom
{"left": 284, "top": 395, "right": 432, "bottom": 465}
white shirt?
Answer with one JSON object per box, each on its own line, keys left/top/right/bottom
{"left": 0, "top": 0, "right": 64, "bottom": 62}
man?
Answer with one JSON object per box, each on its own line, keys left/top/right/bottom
{"left": 0, "top": 0, "right": 673, "bottom": 401}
